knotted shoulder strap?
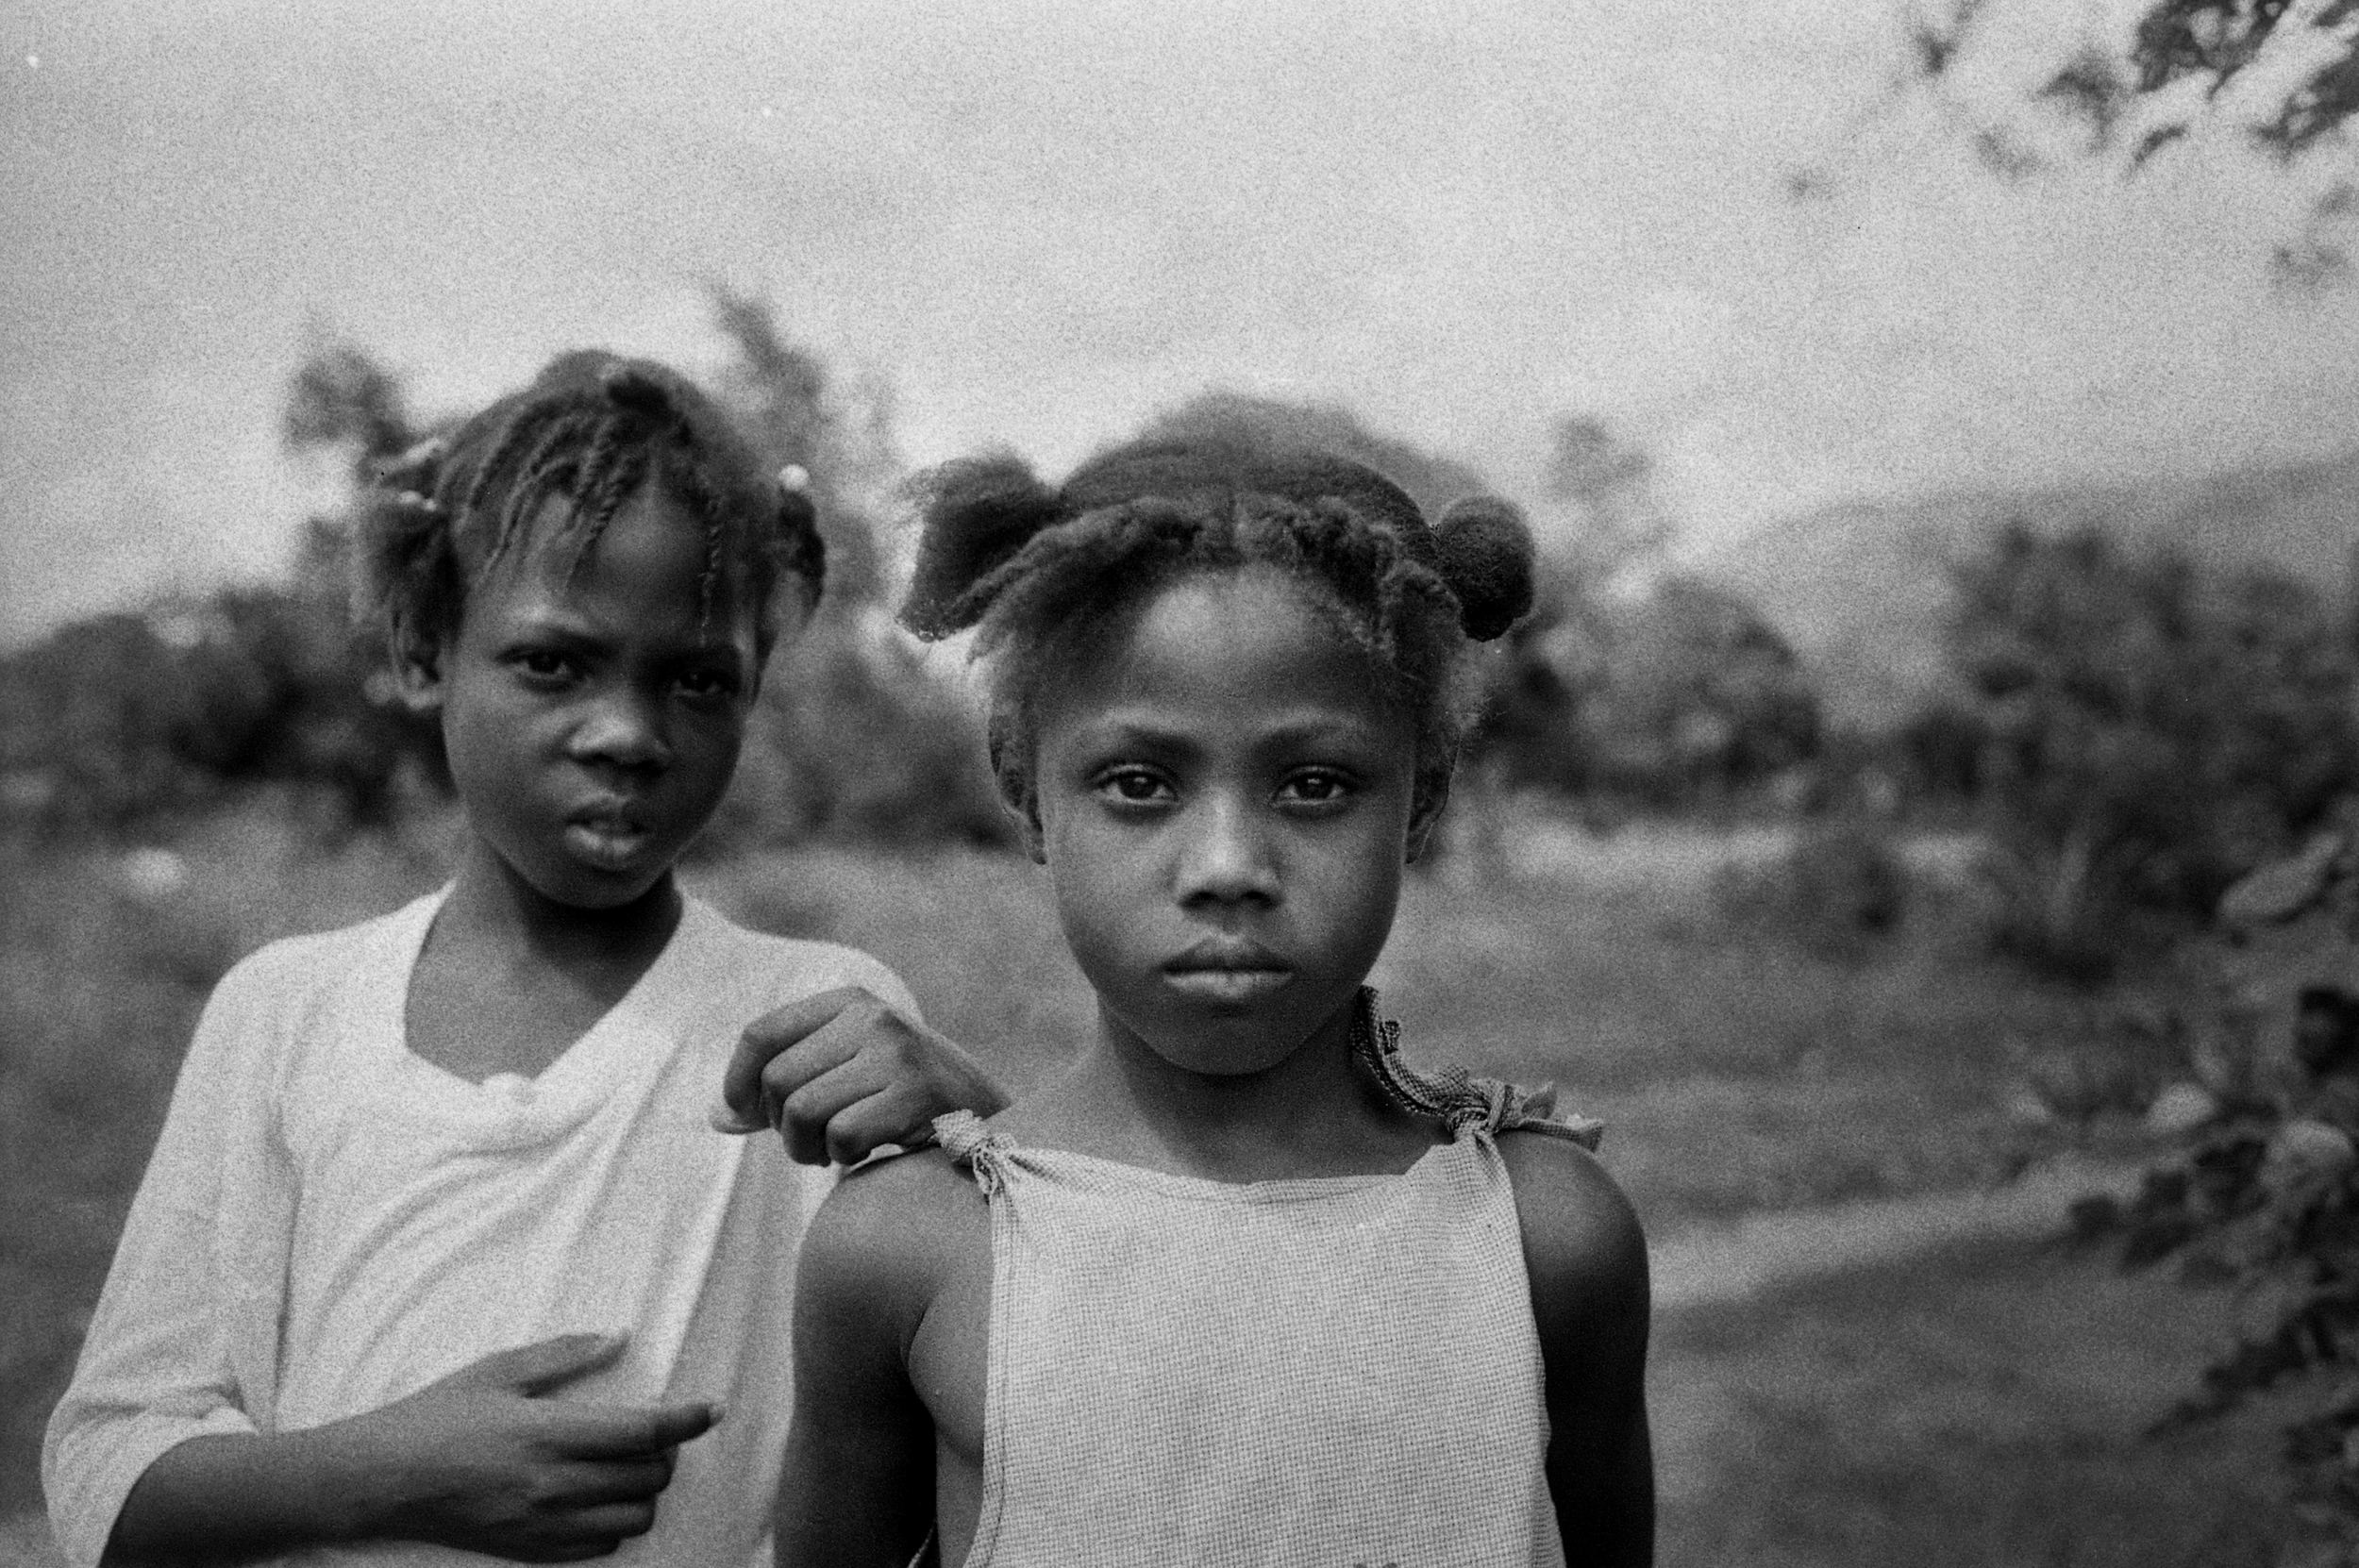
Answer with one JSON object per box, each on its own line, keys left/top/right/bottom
{"left": 1350, "top": 989, "right": 1603, "bottom": 1150}
{"left": 932, "top": 1109, "right": 1017, "bottom": 1196}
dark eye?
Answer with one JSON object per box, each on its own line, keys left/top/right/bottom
{"left": 1096, "top": 767, "right": 1175, "bottom": 807}
{"left": 512, "top": 649, "right": 577, "bottom": 682}
{"left": 1279, "top": 769, "right": 1354, "bottom": 808}
{"left": 677, "top": 666, "right": 741, "bottom": 703}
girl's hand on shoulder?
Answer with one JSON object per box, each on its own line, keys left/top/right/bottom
{"left": 712, "top": 986, "right": 1007, "bottom": 1165}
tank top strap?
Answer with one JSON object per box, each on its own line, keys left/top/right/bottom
{"left": 1351, "top": 988, "right": 1604, "bottom": 1152}
{"left": 932, "top": 1109, "right": 1018, "bottom": 1196}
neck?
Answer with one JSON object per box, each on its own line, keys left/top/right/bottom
{"left": 438, "top": 840, "right": 684, "bottom": 978}
{"left": 1042, "top": 991, "right": 1435, "bottom": 1181}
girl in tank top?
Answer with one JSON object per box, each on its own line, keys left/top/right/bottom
{"left": 774, "top": 437, "right": 1654, "bottom": 1568}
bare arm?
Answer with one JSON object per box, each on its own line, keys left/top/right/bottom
{"left": 106, "top": 1334, "right": 719, "bottom": 1566}
{"left": 773, "top": 1155, "right": 960, "bottom": 1568}
{"left": 1497, "top": 1131, "right": 1655, "bottom": 1568}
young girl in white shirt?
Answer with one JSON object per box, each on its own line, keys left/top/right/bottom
{"left": 46, "top": 353, "right": 1002, "bottom": 1566}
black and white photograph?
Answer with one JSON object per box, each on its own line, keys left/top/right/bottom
{"left": 9, "top": 3, "right": 2359, "bottom": 1563}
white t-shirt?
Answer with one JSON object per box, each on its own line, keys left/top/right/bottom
{"left": 43, "top": 890, "right": 916, "bottom": 1568}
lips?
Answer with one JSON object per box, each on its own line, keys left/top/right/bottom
{"left": 563, "top": 801, "right": 655, "bottom": 872}
{"left": 1162, "top": 939, "right": 1294, "bottom": 1004}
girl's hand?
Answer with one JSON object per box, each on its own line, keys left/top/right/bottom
{"left": 711, "top": 987, "right": 1008, "bottom": 1165}
{"left": 347, "top": 1332, "right": 718, "bottom": 1561}
{"left": 104, "top": 1333, "right": 716, "bottom": 1565}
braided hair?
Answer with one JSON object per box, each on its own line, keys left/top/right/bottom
{"left": 353, "top": 351, "right": 825, "bottom": 657}
{"left": 898, "top": 436, "right": 1535, "bottom": 813}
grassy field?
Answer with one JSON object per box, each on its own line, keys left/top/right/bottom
{"left": 0, "top": 800, "right": 2290, "bottom": 1560}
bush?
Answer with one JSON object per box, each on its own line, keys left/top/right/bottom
{"left": 0, "top": 551, "right": 439, "bottom": 841}
{"left": 1475, "top": 570, "right": 1821, "bottom": 810}
{"left": 1913, "top": 522, "right": 2359, "bottom": 975}
{"left": 708, "top": 616, "right": 1010, "bottom": 853}
{"left": 1715, "top": 819, "right": 1910, "bottom": 958}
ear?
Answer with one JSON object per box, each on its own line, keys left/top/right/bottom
{"left": 986, "top": 713, "right": 1048, "bottom": 865}
{"left": 1405, "top": 763, "right": 1452, "bottom": 865}
{"left": 391, "top": 621, "right": 448, "bottom": 716}
{"left": 995, "top": 766, "right": 1047, "bottom": 866}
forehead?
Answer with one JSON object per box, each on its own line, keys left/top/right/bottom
{"left": 1035, "top": 567, "right": 1407, "bottom": 741}
{"left": 462, "top": 488, "right": 757, "bottom": 641}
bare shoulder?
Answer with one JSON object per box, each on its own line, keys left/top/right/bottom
{"left": 801, "top": 1145, "right": 990, "bottom": 1326}
{"left": 1494, "top": 1128, "right": 1650, "bottom": 1324}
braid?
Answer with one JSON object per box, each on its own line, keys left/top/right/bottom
{"left": 351, "top": 349, "right": 828, "bottom": 653}
{"left": 901, "top": 436, "right": 1536, "bottom": 811}
{"left": 456, "top": 404, "right": 553, "bottom": 555}
{"left": 570, "top": 415, "right": 636, "bottom": 542}
{"left": 661, "top": 457, "right": 730, "bottom": 626}
{"left": 488, "top": 410, "right": 595, "bottom": 575}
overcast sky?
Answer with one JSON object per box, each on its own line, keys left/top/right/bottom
{"left": 6, "top": 0, "right": 2357, "bottom": 642}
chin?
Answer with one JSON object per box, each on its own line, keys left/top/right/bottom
{"left": 1131, "top": 1009, "right": 1311, "bottom": 1077}
{"left": 520, "top": 858, "right": 673, "bottom": 911}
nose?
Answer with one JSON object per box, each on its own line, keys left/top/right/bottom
{"left": 568, "top": 686, "right": 673, "bottom": 774}
{"left": 1174, "top": 793, "right": 1280, "bottom": 909}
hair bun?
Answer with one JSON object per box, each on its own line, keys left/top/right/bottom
{"left": 598, "top": 362, "right": 678, "bottom": 419}
{"left": 1433, "top": 496, "right": 1535, "bottom": 641}
{"left": 902, "top": 455, "right": 1065, "bottom": 639}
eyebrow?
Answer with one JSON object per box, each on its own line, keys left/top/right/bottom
{"left": 1079, "top": 710, "right": 1391, "bottom": 754}
{"left": 502, "top": 613, "right": 746, "bottom": 660}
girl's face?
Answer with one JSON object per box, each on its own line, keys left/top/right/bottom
{"left": 408, "top": 484, "right": 768, "bottom": 912}
{"left": 1029, "top": 566, "right": 1434, "bottom": 1077}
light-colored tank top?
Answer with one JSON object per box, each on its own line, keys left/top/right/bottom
{"left": 932, "top": 991, "right": 1599, "bottom": 1568}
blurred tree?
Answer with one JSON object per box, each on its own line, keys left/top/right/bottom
{"left": 707, "top": 284, "right": 893, "bottom": 610}
{"left": 282, "top": 339, "right": 421, "bottom": 485}
{"left": 1477, "top": 574, "right": 1819, "bottom": 809}
{"left": 1463, "top": 414, "right": 1813, "bottom": 824}
{"left": 697, "top": 289, "right": 1009, "bottom": 850}
{"left": 1543, "top": 416, "right": 1674, "bottom": 586}
{"left": 1911, "top": 520, "right": 2359, "bottom": 971}
{"left": 0, "top": 341, "right": 443, "bottom": 839}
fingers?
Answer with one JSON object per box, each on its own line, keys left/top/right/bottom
{"left": 508, "top": 1496, "right": 661, "bottom": 1561}
{"left": 468, "top": 1332, "right": 630, "bottom": 1396}
{"left": 567, "top": 1500, "right": 660, "bottom": 1544}
{"left": 810, "top": 1079, "right": 945, "bottom": 1168}
{"left": 775, "top": 1055, "right": 897, "bottom": 1165}
{"left": 551, "top": 1398, "right": 722, "bottom": 1460}
{"left": 712, "top": 987, "right": 881, "bottom": 1133}
{"left": 564, "top": 1450, "right": 677, "bottom": 1506}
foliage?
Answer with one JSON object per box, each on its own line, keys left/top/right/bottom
{"left": 695, "top": 288, "right": 1009, "bottom": 850}
{"left": 282, "top": 341, "right": 419, "bottom": 484}
{"left": 705, "top": 284, "right": 896, "bottom": 610}
{"left": 1902, "top": 521, "right": 2359, "bottom": 974}
{"left": 0, "top": 302, "right": 1022, "bottom": 851}
{"left": 1894, "top": 0, "right": 2359, "bottom": 161}
{"left": 1474, "top": 570, "right": 1821, "bottom": 809}
{"left": 1719, "top": 819, "right": 1915, "bottom": 958}
{"left": 0, "top": 540, "right": 439, "bottom": 838}
{"left": 2080, "top": 971, "right": 2359, "bottom": 1548}
{"left": 0, "top": 339, "right": 445, "bottom": 840}
{"left": 1543, "top": 415, "right": 1675, "bottom": 585}
{"left": 1861, "top": 0, "right": 2359, "bottom": 283}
